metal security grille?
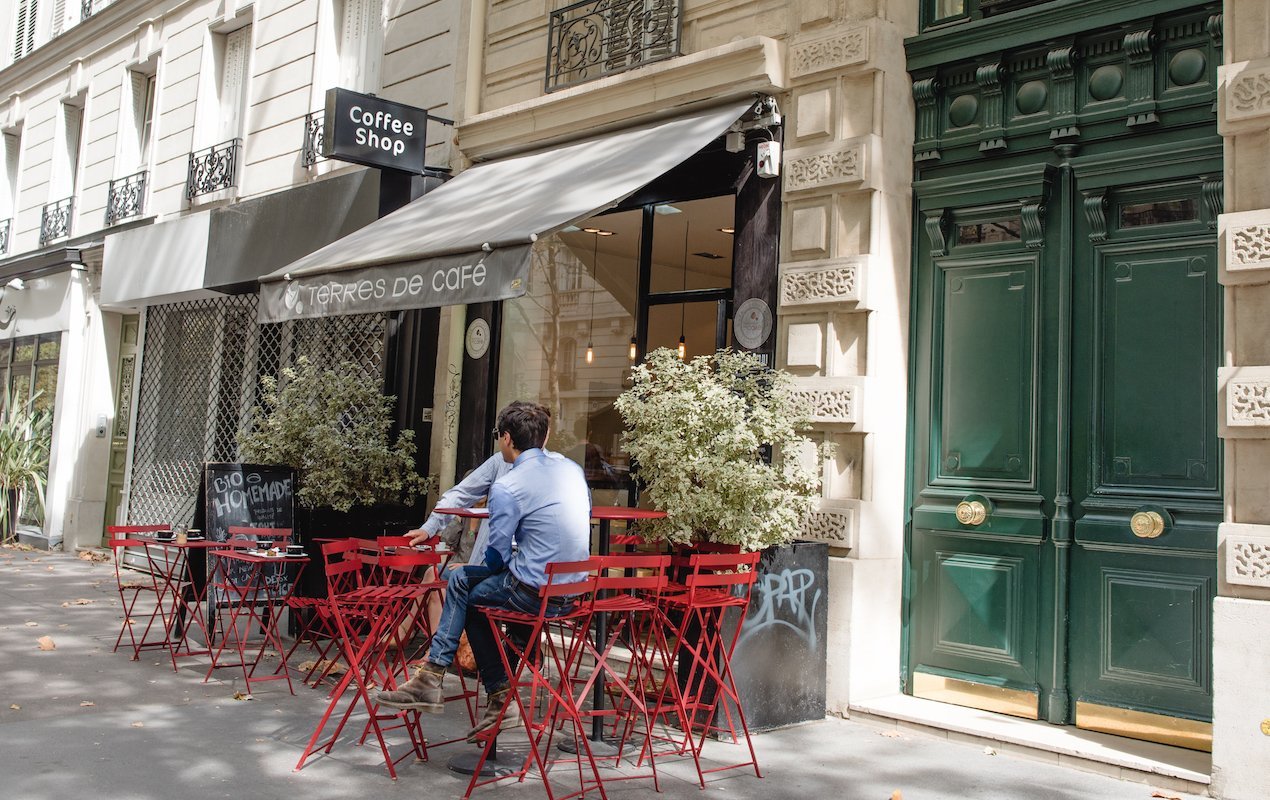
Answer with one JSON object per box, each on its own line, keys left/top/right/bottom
{"left": 128, "top": 294, "right": 387, "bottom": 525}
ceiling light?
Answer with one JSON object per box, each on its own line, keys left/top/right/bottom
{"left": 582, "top": 227, "right": 615, "bottom": 236}
{"left": 654, "top": 205, "right": 682, "bottom": 215}
{"left": 719, "top": 227, "right": 735, "bottom": 234}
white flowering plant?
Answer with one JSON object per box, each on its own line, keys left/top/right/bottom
{"left": 238, "top": 357, "right": 435, "bottom": 512}
{"left": 615, "top": 347, "right": 825, "bottom": 551}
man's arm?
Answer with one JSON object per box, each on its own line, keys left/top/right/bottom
{"left": 483, "top": 483, "right": 523, "bottom": 571}
{"left": 406, "top": 455, "right": 501, "bottom": 545}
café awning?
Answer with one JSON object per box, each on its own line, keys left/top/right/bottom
{"left": 257, "top": 99, "right": 755, "bottom": 323}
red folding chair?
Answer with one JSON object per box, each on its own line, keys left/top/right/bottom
{"left": 569, "top": 553, "right": 674, "bottom": 789}
{"left": 283, "top": 537, "right": 373, "bottom": 686}
{"left": 465, "top": 559, "right": 603, "bottom": 800}
{"left": 107, "top": 525, "right": 169, "bottom": 660}
{"left": 653, "top": 550, "right": 762, "bottom": 786}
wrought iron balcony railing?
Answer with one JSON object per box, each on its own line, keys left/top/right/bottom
{"left": 301, "top": 111, "right": 325, "bottom": 169}
{"left": 82, "top": 0, "right": 95, "bottom": 20}
{"left": 0, "top": 218, "right": 10, "bottom": 254}
{"left": 105, "top": 170, "right": 147, "bottom": 225}
{"left": 546, "top": 0, "right": 681, "bottom": 92}
{"left": 186, "top": 139, "right": 241, "bottom": 200}
{"left": 40, "top": 197, "right": 74, "bottom": 246}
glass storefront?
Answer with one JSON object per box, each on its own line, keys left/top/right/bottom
{"left": 0, "top": 333, "right": 61, "bottom": 527}
{"left": 496, "top": 194, "right": 736, "bottom": 504}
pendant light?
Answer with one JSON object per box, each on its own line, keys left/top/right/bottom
{"left": 628, "top": 336, "right": 637, "bottom": 362}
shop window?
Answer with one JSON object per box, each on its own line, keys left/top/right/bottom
{"left": 0, "top": 333, "right": 61, "bottom": 528}
{"left": 496, "top": 193, "right": 739, "bottom": 503}
{"left": 956, "top": 217, "right": 1022, "bottom": 245}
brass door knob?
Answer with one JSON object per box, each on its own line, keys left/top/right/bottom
{"left": 955, "top": 500, "right": 987, "bottom": 526}
{"left": 1130, "top": 510, "right": 1165, "bottom": 539}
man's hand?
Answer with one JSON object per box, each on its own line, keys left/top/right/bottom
{"left": 406, "top": 527, "right": 433, "bottom": 546}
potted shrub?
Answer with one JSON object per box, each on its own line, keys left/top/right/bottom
{"left": 0, "top": 392, "right": 53, "bottom": 545}
{"left": 238, "top": 358, "right": 436, "bottom": 592}
{"left": 615, "top": 347, "right": 831, "bottom": 730}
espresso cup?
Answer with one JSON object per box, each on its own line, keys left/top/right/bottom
{"left": 286, "top": 544, "right": 304, "bottom": 556}
{"left": 155, "top": 531, "right": 174, "bottom": 542}
{"left": 256, "top": 539, "right": 273, "bottom": 550}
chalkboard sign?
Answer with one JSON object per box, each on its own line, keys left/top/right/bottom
{"left": 197, "top": 463, "right": 296, "bottom": 600}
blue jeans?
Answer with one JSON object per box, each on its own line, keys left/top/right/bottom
{"left": 427, "top": 567, "right": 571, "bottom": 693}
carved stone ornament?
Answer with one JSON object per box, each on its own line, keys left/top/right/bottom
{"left": 1224, "top": 61, "right": 1270, "bottom": 124}
{"left": 779, "top": 257, "right": 863, "bottom": 308}
{"left": 789, "top": 25, "right": 870, "bottom": 80}
{"left": 1224, "top": 525, "right": 1270, "bottom": 589}
{"left": 1220, "top": 209, "right": 1270, "bottom": 278}
{"left": 790, "top": 377, "right": 862, "bottom": 425}
{"left": 1228, "top": 380, "right": 1270, "bottom": 426}
{"left": 801, "top": 503, "right": 858, "bottom": 550}
{"left": 783, "top": 139, "right": 867, "bottom": 193}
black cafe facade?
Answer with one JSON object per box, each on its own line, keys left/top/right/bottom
{"left": 260, "top": 89, "right": 787, "bottom": 505}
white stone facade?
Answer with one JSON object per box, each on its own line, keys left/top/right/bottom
{"left": 0, "top": 0, "right": 461, "bottom": 549}
{"left": 1215, "top": 2, "right": 1270, "bottom": 797}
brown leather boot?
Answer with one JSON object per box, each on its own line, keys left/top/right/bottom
{"left": 376, "top": 663, "right": 445, "bottom": 713}
{"left": 466, "top": 686, "right": 522, "bottom": 742}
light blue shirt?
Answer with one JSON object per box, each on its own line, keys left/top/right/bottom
{"left": 420, "top": 454, "right": 511, "bottom": 565}
{"left": 487, "top": 448, "right": 592, "bottom": 588}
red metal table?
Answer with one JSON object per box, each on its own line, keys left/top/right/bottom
{"left": 205, "top": 548, "right": 309, "bottom": 694}
{"left": 146, "top": 536, "right": 222, "bottom": 670}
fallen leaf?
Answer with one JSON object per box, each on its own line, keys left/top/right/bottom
{"left": 1151, "top": 793, "right": 1182, "bottom": 800}
{"left": 232, "top": 691, "right": 254, "bottom": 701}
{"left": 8, "top": 704, "right": 19, "bottom": 710}
{"left": 983, "top": 746, "right": 997, "bottom": 756}
{"left": 23, "top": 621, "right": 37, "bottom": 627}
{"left": 71, "top": 598, "right": 94, "bottom": 605}
{"left": 45, "top": 566, "right": 54, "bottom": 571}
{"left": 879, "top": 730, "right": 903, "bottom": 738}
{"left": 80, "top": 701, "right": 95, "bottom": 707}
{"left": 130, "top": 722, "right": 144, "bottom": 728}
{"left": 37, "top": 636, "right": 56, "bottom": 651}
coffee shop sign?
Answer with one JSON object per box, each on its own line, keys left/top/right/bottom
{"left": 321, "top": 87, "right": 429, "bottom": 173}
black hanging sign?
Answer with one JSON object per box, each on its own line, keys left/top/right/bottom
{"left": 322, "top": 87, "right": 430, "bottom": 173}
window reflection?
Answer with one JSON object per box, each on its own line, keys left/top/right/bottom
{"left": 650, "top": 196, "right": 735, "bottom": 293}
{"left": 498, "top": 210, "right": 640, "bottom": 504}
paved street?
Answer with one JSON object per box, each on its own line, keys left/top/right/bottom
{"left": 0, "top": 546, "right": 1206, "bottom": 800}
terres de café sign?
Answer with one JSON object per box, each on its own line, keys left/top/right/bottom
{"left": 322, "top": 88, "right": 428, "bottom": 173}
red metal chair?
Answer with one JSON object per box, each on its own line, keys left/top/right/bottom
{"left": 465, "top": 559, "right": 603, "bottom": 800}
{"left": 283, "top": 537, "right": 373, "bottom": 686}
{"left": 106, "top": 525, "right": 169, "bottom": 660}
{"left": 653, "top": 550, "right": 762, "bottom": 786}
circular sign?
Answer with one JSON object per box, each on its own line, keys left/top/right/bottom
{"left": 465, "top": 318, "right": 491, "bottom": 360}
{"left": 734, "top": 298, "right": 773, "bottom": 350}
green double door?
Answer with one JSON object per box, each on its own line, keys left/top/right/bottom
{"left": 905, "top": 142, "right": 1221, "bottom": 750}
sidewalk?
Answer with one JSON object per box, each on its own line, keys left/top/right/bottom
{"left": 0, "top": 546, "right": 1208, "bottom": 800}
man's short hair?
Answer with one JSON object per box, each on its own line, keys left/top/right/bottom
{"left": 496, "top": 401, "right": 551, "bottom": 452}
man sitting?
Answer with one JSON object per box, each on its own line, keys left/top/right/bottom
{"left": 376, "top": 400, "right": 592, "bottom": 741}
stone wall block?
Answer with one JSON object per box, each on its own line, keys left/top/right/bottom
{"left": 788, "top": 23, "right": 871, "bottom": 81}
{"left": 779, "top": 256, "right": 865, "bottom": 308}
{"left": 783, "top": 138, "right": 869, "bottom": 194}
{"left": 1219, "top": 58, "right": 1270, "bottom": 134}
{"left": 1220, "top": 208, "right": 1270, "bottom": 285}
{"left": 1220, "top": 365, "right": 1270, "bottom": 438}
{"left": 790, "top": 376, "right": 863, "bottom": 426}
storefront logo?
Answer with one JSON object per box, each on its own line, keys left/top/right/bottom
{"left": 281, "top": 259, "right": 489, "bottom": 316}
{"left": 322, "top": 88, "right": 430, "bottom": 173}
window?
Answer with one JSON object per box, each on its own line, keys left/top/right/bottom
{"left": 0, "top": 131, "right": 20, "bottom": 222}
{"left": 336, "top": 0, "right": 381, "bottom": 92}
{"left": 13, "top": 0, "right": 38, "bottom": 60}
{"left": 121, "top": 70, "right": 157, "bottom": 171}
{"left": 215, "top": 26, "right": 250, "bottom": 144}
{"left": 53, "top": 100, "right": 84, "bottom": 199}
{"left": 0, "top": 334, "right": 60, "bottom": 528}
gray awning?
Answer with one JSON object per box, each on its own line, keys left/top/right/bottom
{"left": 257, "top": 99, "right": 754, "bottom": 323}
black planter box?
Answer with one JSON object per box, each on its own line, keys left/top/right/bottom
{"left": 726, "top": 539, "right": 829, "bottom": 731}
